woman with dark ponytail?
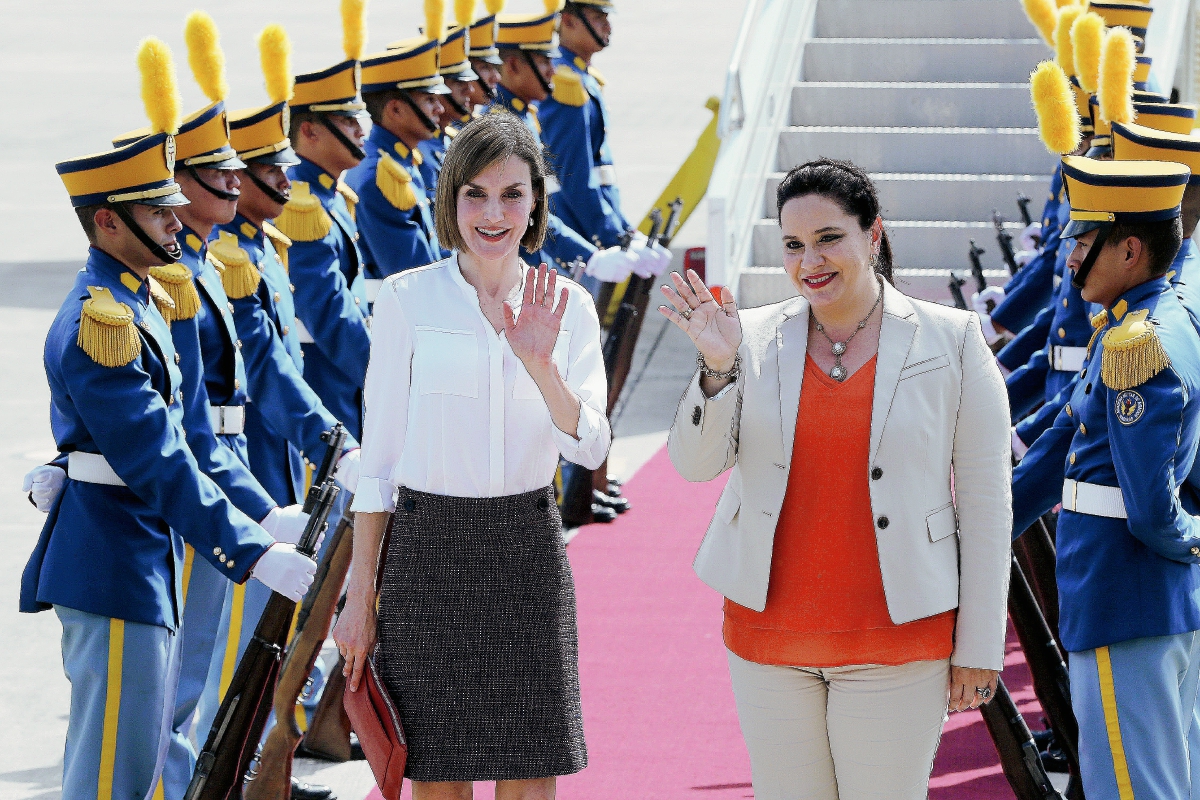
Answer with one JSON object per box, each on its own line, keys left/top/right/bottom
{"left": 661, "top": 158, "right": 1012, "bottom": 797}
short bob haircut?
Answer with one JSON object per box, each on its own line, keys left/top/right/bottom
{"left": 434, "top": 110, "right": 551, "bottom": 253}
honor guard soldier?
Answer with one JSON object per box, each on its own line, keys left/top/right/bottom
{"left": 493, "top": 1, "right": 636, "bottom": 282}
{"left": 467, "top": 0, "right": 505, "bottom": 102}
{"left": 343, "top": 1, "right": 449, "bottom": 295}
{"left": 19, "top": 38, "right": 315, "bottom": 800}
{"left": 414, "top": 0, "right": 483, "bottom": 205}
{"left": 1011, "top": 156, "right": 1200, "bottom": 799}
{"left": 275, "top": 0, "right": 371, "bottom": 440}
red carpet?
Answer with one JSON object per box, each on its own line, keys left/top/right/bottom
{"left": 366, "top": 446, "right": 1045, "bottom": 799}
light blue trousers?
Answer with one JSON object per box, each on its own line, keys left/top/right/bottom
{"left": 1070, "top": 631, "right": 1200, "bottom": 800}
{"left": 56, "top": 605, "right": 181, "bottom": 800}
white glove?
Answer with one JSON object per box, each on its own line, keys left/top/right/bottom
{"left": 1019, "top": 222, "right": 1042, "bottom": 252}
{"left": 260, "top": 504, "right": 311, "bottom": 545}
{"left": 1015, "top": 249, "right": 1037, "bottom": 268}
{"left": 971, "top": 285, "right": 1006, "bottom": 317}
{"left": 1011, "top": 427, "right": 1030, "bottom": 462}
{"left": 977, "top": 313, "right": 1004, "bottom": 347}
{"left": 335, "top": 448, "right": 361, "bottom": 494}
{"left": 632, "top": 241, "right": 673, "bottom": 279}
{"left": 251, "top": 543, "right": 317, "bottom": 602}
{"left": 584, "top": 246, "right": 637, "bottom": 283}
{"left": 22, "top": 464, "right": 65, "bottom": 513}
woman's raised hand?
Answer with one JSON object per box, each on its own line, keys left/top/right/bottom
{"left": 505, "top": 265, "right": 568, "bottom": 371}
{"left": 659, "top": 269, "right": 742, "bottom": 371}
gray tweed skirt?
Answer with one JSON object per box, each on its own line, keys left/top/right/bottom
{"left": 375, "top": 485, "right": 587, "bottom": 782}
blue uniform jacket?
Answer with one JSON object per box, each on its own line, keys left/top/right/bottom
{"left": 1011, "top": 276, "right": 1200, "bottom": 652}
{"left": 489, "top": 87, "right": 596, "bottom": 273}
{"left": 174, "top": 228, "right": 275, "bottom": 522}
{"left": 417, "top": 135, "right": 445, "bottom": 205}
{"left": 539, "top": 48, "right": 631, "bottom": 249}
{"left": 992, "top": 166, "right": 1065, "bottom": 338}
{"left": 279, "top": 157, "right": 370, "bottom": 440}
{"left": 215, "top": 217, "right": 357, "bottom": 505}
{"left": 20, "top": 248, "right": 273, "bottom": 630}
{"left": 344, "top": 125, "right": 442, "bottom": 280}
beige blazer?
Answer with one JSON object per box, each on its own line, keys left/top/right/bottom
{"left": 668, "top": 282, "right": 1012, "bottom": 670}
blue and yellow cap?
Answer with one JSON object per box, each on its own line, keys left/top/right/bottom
{"left": 1060, "top": 155, "right": 1189, "bottom": 238}
{"left": 1134, "top": 55, "right": 1152, "bottom": 88}
{"left": 1089, "top": 2, "right": 1154, "bottom": 43}
{"left": 1134, "top": 103, "right": 1199, "bottom": 135}
{"left": 438, "top": 27, "right": 480, "bottom": 80}
{"left": 1070, "top": 77, "right": 1095, "bottom": 136}
{"left": 114, "top": 102, "right": 244, "bottom": 170}
{"left": 498, "top": 0, "right": 563, "bottom": 57}
{"left": 368, "top": 39, "right": 451, "bottom": 93}
{"left": 57, "top": 134, "right": 186, "bottom": 208}
{"left": 229, "top": 24, "right": 299, "bottom": 166}
{"left": 1113, "top": 121, "right": 1200, "bottom": 185}
{"left": 469, "top": 13, "right": 503, "bottom": 64}
{"left": 290, "top": 0, "right": 368, "bottom": 114}
{"left": 1133, "top": 89, "right": 1169, "bottom": 104}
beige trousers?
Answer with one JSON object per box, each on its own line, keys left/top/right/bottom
{"left": 727, "top": 651, "right": 950, "bottom": 800}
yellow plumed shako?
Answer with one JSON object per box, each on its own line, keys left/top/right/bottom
{"left": 209, "top": 230, "right": 261, "bottom": 299}
{"left": 1031, "top": 61, "right": 1081, "bottom": 155}
{"left": 1059, "top": 155, "right": 1189, "bottom": 239}
{"left": 376, "top": 151, "right": 418, "bottom": 211}
{"left": 1071, "top": 11, "right": 1104, "bottom": 94}
{"left": 1098, "top": 26, "right": 1136, "bottom": 126}
{"left": 274, "top": 181, "right": 333, "bottom": 242}
{"left": 290, "top": 0, "right": 367, "bottom": 114}
{"left": 148, "top": 264, "right": 200, "bottom": 322}
{"left": 260, "top": 24, "right": 294, "bottom": 105}
{"left": 1112, "top": 121, "right": 1200, "bottom": 184}
{"left": 228, "top": 25, "right": 298, "bottom": 166}
{"left": 78, "top": 287, "right": 143, "bottom": 367}
{"left": 185, "top": 11, "right": 229, "bottom": 104}
{"left": 1054, "top": 5, "right": 1084, "bottom": 76}
{"left": 1020, "top": 0, "right": 1058, "bottom": 47}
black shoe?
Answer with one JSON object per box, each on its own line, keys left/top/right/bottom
{"left": 591, "top": 503, "right": 618, "bottom": 523}
{"left": 292, "top": 777, "right": 336, "bottom": 800}
{"left": 1031, "top": 728, "right": 1056, "bottom": 751}
{"left": 350, "top": 732, "right": 366, "bottom": 761}
{"left": 593, "top": 489, "right": 630, "bottom": 514}
{"left": 1040, "top": 746, "right": 1069, "bottom": 773}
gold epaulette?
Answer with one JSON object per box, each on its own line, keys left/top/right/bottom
{"left": 78, "top": 287, "right": 142, "bottom": 367}
{"left": 552, "top": 67, "right": 587, "bottom": 107}
{"left": 588, "top": 65, "right": 606, "bottom": 87}
{"left": 262, "top": 221, "right": 292, "bottom": 270}
{"left": 336, "top": 178, "right": 359, "bottom": 222}
{"left": 273, "top": 181, "right": 332, "bottom": 242}
{"left": 445, "top": 124, "right": 459, "bottom": 139}
{"left": 209, "top": 230, "right": 261, "bottom": 300}
{"left": 148, "top": 264, "right": 199, "bottom": 322}
{"left": 376, "top": 151, "right": 418, "bottom": 211}
{"left": 1101, "top": 308, "right": 1171, "bottom": 391}
{"left": 1086, "top": 309, "right": 1108, "bottom": 357}
{"left": 147, "top": 276, "right": 177, "bottom": 322}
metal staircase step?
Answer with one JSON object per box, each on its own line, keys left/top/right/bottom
{"left": 791, "top": 82, "right": 1035, "bottom": 128}
{"left": 814, "top": 0, "right": 1037, "bottom": 38}
{"left": 778, "top": 126, "right": 1057, "bottom": 174}
{"left": 802, "top": 38, "right": 1048, "bottom": 83}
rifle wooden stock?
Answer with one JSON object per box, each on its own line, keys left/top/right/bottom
{"left": 303, "top": 655, "right": 353, "bottom": 761}
{"left": 244, "top": 512, "right": 355, "bottom": 800}
{"left": 1014, "top": 518, "right": 1061, "bottom": 641}
{"left": 979, "top": 678, "right": 1065, "bottom": 800}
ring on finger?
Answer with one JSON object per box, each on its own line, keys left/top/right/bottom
{"left": 975, "top": 686, "right": 993, "bottom": 700}
{"left": 680, "top": 308, "right": 692, "bottom": 320}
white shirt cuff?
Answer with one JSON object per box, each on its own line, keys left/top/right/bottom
{"left": 350, "top": 476, "right": 396, "bottom": 513}
{"left": 552, "top": 399, "right": 609, "bottom": 469}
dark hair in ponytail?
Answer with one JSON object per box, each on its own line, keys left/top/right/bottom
{"left": 775, "top": 157, "right": 893, "bottom": 284}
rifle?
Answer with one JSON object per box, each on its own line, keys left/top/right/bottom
{"left": 948, "top": 272, "right": 969, "bottom": 310}
{"left": 594, "top": 228, "right": 637, "bottom": 327}
{"left": 185, "top": 425, "right": 346, "bottom": 800}
{"left": 243, "top": 509, "right": 356, "bottom": 799}
{"left": 994, "top": 211, "right": 1020, "bottom": 276}
{"left": 968, "top": 239, "right": 989, "bottom": 296}
{"left": 980, "top": 678, "right": 1065, "bottom": 800}
{"left": 1017, "top": 193, "right": 1034, "bottom": 227}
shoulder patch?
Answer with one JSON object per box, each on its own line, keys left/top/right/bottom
{"left": 273, "top": 181, "right": 332, "bottom": 242}
{"left": 1114, "top": 389, "right": 1146, "bottom": 425}
{"left": 376, "top": 150, "right": 418, "bottom": 211}
{"left": 209, "top": 230, "right": 261, "bottom": 300}
{"left": 78, "top": 286, "right": 142, "bottom": 367}
{"left": 336, "top": 178, "right": 359, "bottom": 222}
{"left": 148, "top": 264, "right": 199, "bottom": 322}
{"left": 552, "top": 66, "right": 587, "bottom": 107}
{"left": 262, "top": 222, "right": 292, "bottom": 270}
{"left": 1101, "top": 309, "right": 1171, "bottom": 391}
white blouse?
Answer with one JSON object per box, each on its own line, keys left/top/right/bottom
{"left": 351, "top": 254, "right": 612, "bottom": 513}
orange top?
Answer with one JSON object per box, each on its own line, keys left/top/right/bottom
{"left": 723, "top": 354, "right": 955, "bottom": 667}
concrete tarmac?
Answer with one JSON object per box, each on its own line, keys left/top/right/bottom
{"left": 1, "top": 1, "right": 741, "bottom": 796}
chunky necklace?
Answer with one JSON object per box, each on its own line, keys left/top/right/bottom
{"left": 812, "top": 278, "right": 884, "bottom": 382}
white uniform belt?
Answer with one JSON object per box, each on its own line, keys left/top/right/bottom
{"left": 364, "top": 279, "right": 384, "bottom": 303}
{"left": 592, "top": 165, "right": 617, "bottom": 186}
{"left": 209, "top": 404, "right": 246, "bottom": 435}
{"left": 1052, "top": 345, "right": 1087, "bottom": 372}
{"left": 545, "top": 175, "right": 561, "bottom": 194}
{"left": 67, "top": 451, "right": 126, "bottom": 487}
{"left": 296, "top": 318, "right": 315, "bottom": 344}
{"left": 1062, "top": 479, "right": 1127, "bottom": 519}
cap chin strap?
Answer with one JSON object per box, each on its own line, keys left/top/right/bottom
{"left": 187, "top": 167, "right": 240, "bottom": 202}
{"left": 444, "top": 93, "right": 471, "bottom": 119}
{"left": 399, "top": 91, "right": 441, "bottom": 137}
{"left": 113, "top": 203, "right": 181, "bottom": 265}
{"left": 569, "top": 7, "right": 610, "bottom": 49}
{"left": 1071, "top": 223, "right": 1112, "bottom": 290}
{"left": 478, "top": 77, "right": 497, "bottom": 101}
{"left": 521, "top": 51, "right": 554, "bottom": 98}
{"left": 245, "top": 169, "right": 290, "bottom": 207}
{"left": 320, "top": 116, "right": 367, "bottom": 163}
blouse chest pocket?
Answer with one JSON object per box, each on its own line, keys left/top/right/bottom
{"left": 513, "top": 331, "right": 571, "bottom": 400}
{"left": 415, "top": 327, "right": 479, "bottom": 398}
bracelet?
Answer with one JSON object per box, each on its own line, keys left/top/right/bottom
{"left": 697, "top": 352, "right": 740, "bottom": 380}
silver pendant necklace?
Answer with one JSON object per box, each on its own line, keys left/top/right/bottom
{"left": 812, "top": 278, "right": 884, "bottom": 382}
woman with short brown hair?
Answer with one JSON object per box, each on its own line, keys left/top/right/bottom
{"left": 333, "top": 111, "right": 610, "bottom": 800}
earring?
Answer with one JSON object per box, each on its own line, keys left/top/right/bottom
{"left": 529, "top": 215, "right": 535, "bottom": 226}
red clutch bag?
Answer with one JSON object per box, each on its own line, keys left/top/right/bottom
{"left": 343, "top": 516, "right": 407, "bottom": 798}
